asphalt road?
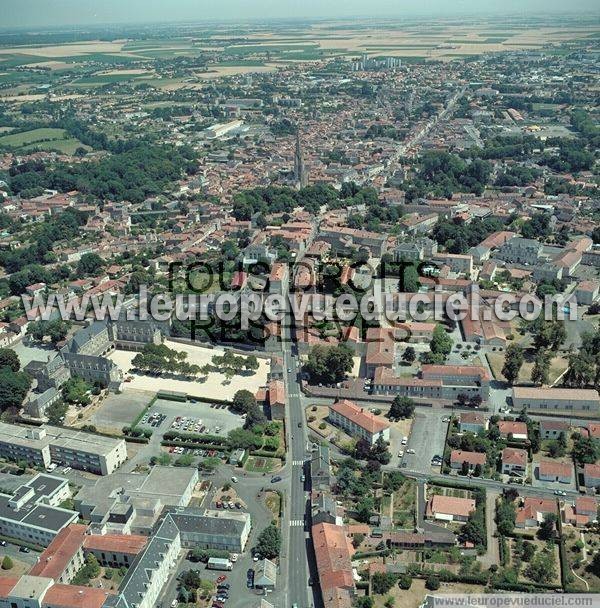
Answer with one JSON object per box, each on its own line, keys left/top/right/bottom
{"left": 283, "top": 335, "right": 314, "bottom": 608}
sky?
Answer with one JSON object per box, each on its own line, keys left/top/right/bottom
{"left": 2, "top": 0, "right": 599, "bottom": 29}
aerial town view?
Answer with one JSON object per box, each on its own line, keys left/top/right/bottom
{"left": 0, "top": 0, "right": 599, "bottom": 607}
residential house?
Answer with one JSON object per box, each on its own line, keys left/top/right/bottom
{"left": 515, "top": 497, "right": 557, "bottom": 528}
{"left": 538, "top": 460, "right": 572, "bottom": 484}
{"left": 425, "top": 495, "right": 476, "bottom": 523}
{"left": 458, "top": 412, "right": 488, "bottom": 434}
{"left": 497, "top": 421, "right": 528, "bottom": 441}
{"left": 539, "top": 419, "right": 569, "bottom": 440}
{"left": 450, "top": 450, "right": 486, "bottom": 472}
{"left": 501, "top": 447, "right": 528, "bottom": 477}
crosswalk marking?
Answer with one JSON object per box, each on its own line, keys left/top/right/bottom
{"left": 289, "top": 520, "right": 304, "bottom": 527}
{"left": 293, "top": 460, "right": 305, "bottom": 466}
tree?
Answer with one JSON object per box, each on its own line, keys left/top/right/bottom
{"left": 305, "top": 344, "right": 353, "bottom": 385}
{"left": 1, "top": 556, "right": 13, "bottom": 570}
{"left": 522, "top": 541, "right": 536, "bottom": 562}
{"left": 572, "top": 434, "right": 600, "bottom": 464}
{"left": 398, "top": 574, "right": 412, "bottom": 590}
{"left": 389, "top": 396, "right": 414, "bottom": 420}
{"left": 0, "top": 368, "right": 31, "bottom": 412}
{"left": 46, "top": 400, "right": 68, "bottom": 425}
{"left": 425, "top": 575, "right": 440, "bottom": 591}
{"left": 496, "top": 497, "right": 516, "bottom": 536}
{"left": 244, "top": 401, "right": 267, "bottom": 430}
{"left": 538, "top": 513, "right": 556, "bottom": 541}
{"left": 232, "top": 389, "right": 256, "bottom": 414}
{"left": 383, "top": 471, "right": 405, "bottom": 492}
{"left": 591, "top": 550, "right": 600, "bottom": 577}
{"left": 371, "top": 572, "right": 398, "bottom": 595}
{"left": 473, "top": 463, "right": 482, "bottom": 477}
{"left": 0, "top": 349, "right": 20, "bottom": 372}
{"left": 62, "top": 377, "right": 91, "bottom": 406}
{"left": 77, "top": 252, "right": 105, "bottom": 276}
{"left": 531, "top": 349, "right": 551, "bottom": 386}
{"left": 525, "top": 548, "right": 556, "bottom": 583}
{"left": 402, "top": 346, "right": 416, "bottom": 364}
{"left": 356, "top": 496, "right": 375, "bottom": 523}
{"left": 255, "top": 523, "right": 281, "bottom": 559}
{"left": 227, "top": 428, "right": 262, "bottom": 450}
{"left": 501, "top": 344, "right": 524, "bottom": 385}
{"left": 430, "top": 324, "right": 453, "bottom": 362}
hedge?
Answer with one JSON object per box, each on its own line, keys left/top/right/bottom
{"left": 161, "top": 440, "right": 229, "bottom": 452}
{"left": 492, "top": 581, "right": 562, "bottom": 592}
{"left": 163, "top": 431, "right": 227, "bottom": 445}
{"left": 124, "top": 436, "right": 149, "bottom": 444}
{"left": 353, "top": 549, "right": 390, "bottom": 559}
{"left": 499, "top": 535, "right": 508, "bottom": 567}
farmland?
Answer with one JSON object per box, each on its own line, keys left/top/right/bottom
{"left": 0, "top": 127, "right": 88, "bottom": 154}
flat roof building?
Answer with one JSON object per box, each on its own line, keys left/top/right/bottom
{"left": 0, "top": 422, "right": 127, "bottom": 476}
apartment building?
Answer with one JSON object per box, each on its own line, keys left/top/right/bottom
{"left": 512, "top": 387, "right": 600, "bottom": 414}
{"left": 0, "top": 423, "right": 127, "bottom": 476}
{"left": 102, "top": 516, "right": 181, "bottom": 608}
{"left": 0, "top": 475, "right": 77, "bottom": 547}
{"left": 83, "top": 534, "right": 147, "bottom": 568}
{"left": 29, "top": 524, "right": 87, "bottom": 583}
{"left": 329, "top": 399, "right": 390, "bottom": 446}
{"left": 0, "top": 575, "right": 112, "bottom": 608}
{"left": 167, "top": 508, "right": 251, "bottom": 552}
{"left": 496, "top": 237, "right": 542, "bottom": 265}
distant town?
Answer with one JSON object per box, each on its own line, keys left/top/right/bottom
{"left": 0, "top": 12, "right": 598, "bottom": 608}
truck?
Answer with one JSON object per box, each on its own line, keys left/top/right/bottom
{"left": 207, "top": 557, "right": 233, "bottom": 571}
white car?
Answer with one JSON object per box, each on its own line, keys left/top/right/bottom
{"left": 401, "top": 437, "right": 408, "bottom": 445}
{"left": 398, "top": 450, "right": 404, "bottom": 457}
{"left": 230, "top": 553, "right": 239, "bottom": 562}
{"left": 406, "top": 448, "right": 415, "bottom": 454}
{"left": 231, "top": 476, "right": 238, "bottom": 483}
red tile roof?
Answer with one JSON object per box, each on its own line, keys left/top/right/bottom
{"left": 30, "top": 524, "right": 87, "bottom": 580}
{"left": 83, "top": 534, "right": 147, "bottom": 556}
{"left": 426, "top": 495, "right": 476, "bottom": 518}
{"left": 450, "top": 450, "right": 486, "bottom": 467}
{"left": 42, "top": 584, "right": 112, "bottom": 608}
{"left": 0, "top": 577, "right": 18, "bottom": 599}
{"left": 330, "top": 399, "right": 390, "bottom": 435}
{"left": 498, "top": 421, "right": 528, "bottom": 438}
{"left": 539, "top": 460, "right": 571, "bottom": 478}
{"left": 502, "top": 447, "right": 527, "bottom": 466}
{"left": 312, "top": 523, "right": 355, "bottom": 596}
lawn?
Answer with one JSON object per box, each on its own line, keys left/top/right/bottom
{"left": 0, "top": 127, "right": 67, "bottom": 147}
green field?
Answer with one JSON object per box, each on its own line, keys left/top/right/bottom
{"left": 0, "top": 128, "right": 88, "bottom": 154}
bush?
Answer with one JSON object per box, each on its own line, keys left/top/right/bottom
{"left": 398, "top": 574, "right": 412, "bottom": 589}
{"left": 426, "top": 575, "right": 440, "bottom": 591}
{"left": 319, "top": 422, "right": 327, "bottom": 430}
{"left": 1, "top": 556, "right": 12, "bottom": 570}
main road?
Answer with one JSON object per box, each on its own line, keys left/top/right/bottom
{"left": 281, "top": 314, "right": 316, "bottom": 608}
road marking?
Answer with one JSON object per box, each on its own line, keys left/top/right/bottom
{"left": 293, "top": 460, "right": 305, "bottom": 466}
{"left": 290, "top": 520, "right": 304, "bottom": 527}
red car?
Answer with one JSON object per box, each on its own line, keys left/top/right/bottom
{"left": 216, "top": 575, "right": 227, "bottom": 583}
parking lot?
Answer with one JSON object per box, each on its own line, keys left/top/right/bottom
{"left": 136, "top": 398, "right": 244, "bottom": 438}
{"left": 401, "top": 411, "right": 449, "bottom": 474}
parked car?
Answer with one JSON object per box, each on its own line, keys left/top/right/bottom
{"left": 271, "top": 476, "right": 282, "bottom": 483}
